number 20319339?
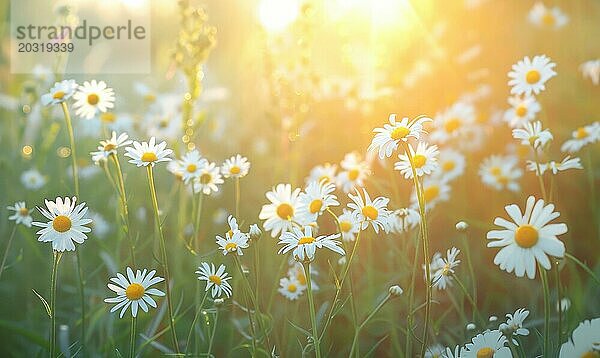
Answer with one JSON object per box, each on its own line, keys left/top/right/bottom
{"left": 17, "top": 42, "right": 74, "bottom": 52}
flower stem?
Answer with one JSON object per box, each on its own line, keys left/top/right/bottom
{"left": 129, "top": 315, "right": 137, "bottom": 358}
{"left": 539, "top": 264, "right": 551, "bottom": 357}
{"left": 50, "top": 251, "right": 62, "bottom": 358}
{"left": 405, "top": 231, "right": 420, "bottom": 357}
{"left": 145, "top": 166, "right": 179, "bottom": 354}
{"left": 349, "top": 293, "right": 391, "bottom": 357}
{"left": 304, "top": 262, "right": 321, "bottom": 358}
{"left": 60, "top": 102, "right": 79, "bottom": 196}
{"left": 554, "top": 262, "right": 562, "bottom": 344}
{"left": 0, "top": 225, "right": 17, "bottom": 280}
{"left": 185, "top": 288, "right": 209, "bottom": 355}
{"left": 452, "top": 274, "right": 482, "bottom": 325}
{"left": 460, "top": 233, "right": 478, "bottom": 322}
{"left": 532, "top": 150, "right": 547, "bottom": 201}
{"left": 111, "top": 154, "right": 136, "bottom": 265}
{"left": 564, "top": 252, "right": 600, "bottom": 286}
{"left": 207, "top": 310, "right": 219, "bottom": 357}
{"left": 234, "top": 177, "right": 241, "bottom": 219}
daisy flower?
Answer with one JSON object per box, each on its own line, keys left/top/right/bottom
{"left": 196, "top": 262, "right": 233, "bottom": 298}
{"left": 508, "top": 55, "right": 556, "bottom": 96}
{"left": 526, "top": 156, "right": 583, "bottom": 175}
{"left": 389, "top": 208, "right": 420, "bottom": 234}
{"left": 72, "top": 80, "right": 115, "bottom": 119}
{"left": 434, "top": 149, "right": 466, "bottom": 182}
{"left": 580, "top": 59, "right": 600, "bottom": 85}
{"left": 32, "top": 197, "right": 93, "bottom": 252}
{"left": 487, "top": 196, "right": 567, "bottom": 279}
{"left": 90, "top": 131, "right": 132, "bottom": 162}
{"left": 104, "top": 267, "right": 165, "bottom": 318}
{"left": 7, "top": 201, "right": 33, "bottom": 227}
{"left": 21, "top": 169, "right": 47, "bottom": 190}
{"left": 462, "top": 330, "right": 511, "bottom": 358}
{"left": 259, "top": 183, "right": 301, "bottom": 238}
{"left": 503, "top": 95, "right": 541, "bottom": 128}
{"left": 296, "top": 180, "right": 339, "bottom": 225}
{"left": 278, "top": 276, "right": 305, "bottom": 300}
{"left": 337, "top": 152, "right": 370, "bottom": 193}
{"left": 443, "top": 345, "right": 463, "bottom": 358}
{"left": 124, "top": 137, "right": 172, "bottom": 167}
{"left": 479, "top": 155, "right": 523, "bottom": 192}
{"left": 337, "top": 209, "right": 361, "bottom": 242}
{"left": 512, "top": 121, "right": 553, "bottom": 149}
{"left": 287, "top": 262, "right": 319, "bottom": 290}
{"left": 528, "top": 2, "right": 568, "bottom": 30}
{"left": 249, "top": 224, "right": 262, "bottom": 240}
{"left": 41, "top": 80, "right": 77, "bottom": 106}
{"left": 394, "top": 142, "right": 439, "bottom": 179}
{"left": 367, "top": 114, "right": 432, "bottom": 159}
{"left": 306, "top": 163, "right": 337, "bottom": 184}
{"left": 430, "top": 102, "right": 476, "bottom": 144}
{"left": 347, "top": 188, "right": 392, "bottom": 233}
{"left": 277, "top": 226, "right": 344, "bottom": 263}
{"left": 216, "top": 230, "right": 249, "bottom": 256}
{"left": 430, "top": 247, "right": 461, "bottom": 290}
{"left": 561, "top": 122, "right": 600, "bottom": 153}
{"left": 411, "top": 177, "right": 452, "bottom": 210}
{"left": 193, "top": 162, "right": 224, "bottom": 195}
{"left": 499, "top": 308, "right": 530, "bottom": 345}
{"left": 221, "top": 154, "right": 250, "bottom": 179}
{"left": 175, "top": 150, "right": 207, "bottom": 183}
{"left": 559, "top": 317, "right": 600, "bottom": 358}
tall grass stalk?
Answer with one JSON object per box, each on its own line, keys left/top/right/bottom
{"left": 110, "top": 154, "right": 136, "bottom": 265}
{"left": 349, "top": 293, "right": 391, "bottom": 357}
{"left": 49, "top": 251, "right": 63, "bottom": 357}
{"left": 304, "top": 262, "right": 321, "bottom": 358}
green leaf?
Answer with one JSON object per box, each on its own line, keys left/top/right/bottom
{"left": 31, "top": 289, "right": 51, "bottom": 318}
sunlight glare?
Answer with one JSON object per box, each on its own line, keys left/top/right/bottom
{"left": 258, "top": 0, "right": 299, "bottom": 32}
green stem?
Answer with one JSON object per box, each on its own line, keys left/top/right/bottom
{"left": 111, "top": 154, "right": 135, "bottom": 265}
{"left": 49, "top": 251, "right": 62, "bottom": 358}
{"left": 207, "top": 310, "right": 219, "bottom": 357}
{"left": 304, "top": 262, "right": 321, "bottom": 358}
{"left": 185, "top": 288, "right": 209, "bottom": 355}
{"left": 532, "top": 150, "right": 547, "bottom": 201}
{"left": 565, "top": 252, "right": 600, "bottom": 286}
{"left": 146, "top": 166, "right": 179, "bottom": 354}
{"left": 540, "top": 265, "right": 551, "bottom": 357}
{"left": 60, "top": 101, "right": 79, "bottom": 196}
{"left": 0, "top": 225, "right": 17, "bottom": 280}
{"left": 233, "top": 255, "right": 259, "bottom": 353}
{"left": 405, "top": 232, "right": 420, "bottom": 357}
{"left": 452, "top": 274, "right": 482, "bottom": 325}
{"left": 75, "top": 250, "right": 85, "bottom": 349}
{"left": 554, "top": 262, "right": 562, "bottom": 344}
{"left": 234, "top": 177, "right": 240, "bottom": 219}
{"left": 129, "top": 315, "right": 137, "bottom": 358}
{"left": 461, "top": 234, "right": 477, "bottom": 322}
{"left": 349, "top": 293, "right": 391, "bottom": 357}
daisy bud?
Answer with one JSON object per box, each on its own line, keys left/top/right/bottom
{"left": 249, "top": 224, "right": 262, "bottom": 240}
{"left": 338, "top": 257, "right": 347, "bottom": 266}
{"left": 489, "top": 315, "right": 498, "bottom": 322}
{"left": 456, "top": 221, "right": 469, "bottom": 232}
{"left": 466, "top": 323, "right": 476, "bottom": 331}
{"left": 388, "top": 285, "right": 403, "bottom": 297}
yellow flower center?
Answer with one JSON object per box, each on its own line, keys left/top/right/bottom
{"left": 581, "top": 351, "right": 600, "bottom": 358}
{"left": 103, "top": 143, "right": 116, "bottom": 152}
{"left": 515, "top": 225, "right": 539, "bottom": 248}
{"left": 309, "top": 199, "right": 323, "bottom": 214}
{"left": 348, "top": 169, "right": 359, "bottom": 181}
{"left": 575, "top": 127, "right": 588, "bottom": 139}
{"left": 412, "top": 154, "right": 427, "bottom": 168}
{"left": 391, "top": 126, "right": 410, "bottom": 140}
{"left": 225, "top": 242, "right": 238, "bottom": 252}
{"left": 490, "top": 166, "right": 502, "bottom": 176}
{"left": 19, "top": 207, "right": 29, "bottom": 216}
{"left": 141, "top": 152, "right": 158, "bottom": 162}
{"left": 542, "top": 12, "right": 555, "bottom": 26}
{"left": 298, "top": 236, "right": 315, "bottom": 245}
{"left": 53, "top": 91, "right": 65, "bottom": 100}
{"left": 52, "top": 215, "right": 72, "bottom": 233}
{"left": 526, "top": 70, "right": 541, "bottom": 84}
{"left": 287, "top": 284, "right": 297, "bottom": 293}
{"left": 208, "top": 275, "right": 222, "bottom": 285}
{"left": 442, "top": 161, "right": 455, "bottom": 172}
{"left": 318, "top": 175, "right": 330, "bottom": 184}
{"left": 445, "top": 118, "right": 461, "bottom": 133}
{"left": 296, "top": 271, "right": 307, "bottom": 285}
{"left": 200, "top": 173, "right": 212, "bottom": 184}
{"left": 230, "top": 166, "right": 241, "bottom": 175}
{"left": 144, "top": 94, "right": 156, "bottom": 103}
{"left": 87, "top": 93, "right": 100, "bottom": 105}
{"left": 516, "top": 105, "right": 528, "bottom": 117}
{"left": 340, "top": 221, "right": 352, "bottom": 232}
{"left": 362, "top": 205, "right": 378, "bottom": 220}
{"left": 186, "top": 164, "right": 197, "bottom": 173}
{"left": 277, "top": 203, "right": 294, "bottom": 219}
{"left": 476, "top": 347, "right": 495, "bottom": 358}
{"left": 423, "top": 185, "right": 439, "bottom": 202}
{"left": 125, "top": 283, "right": 145, "bottom": 300}
{"left": 100, "top": 112, "right": 116, "bottom": 123}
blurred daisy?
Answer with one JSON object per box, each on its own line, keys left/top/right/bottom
{"left": 216, "top": 231, "right": 249, "bottom": 256}
{"left": 430, "top": 247, "right": 461, "bottom": 290}
{"left": 526, "top": 156, "right": 583, "bottom": 175}
{"left": 33, "top": 197, "right": 92, "bottom": 252}
{"left": 580, "top": 59, "right": 600, "bottom": 85}
{"left": 297, "top": 180, "right": 339, "bottom": 225}
{"left": 196, "top": 262, "right": 233, "bottom": 298}
{"left": 479, "top": 155, "right": 523, "bottom": 192}
{"left": 221, "top": 154, "right": 250, "bottom": 179}
{"left": 368, "top": 114, "right": 432, "bottom": 159}
{"left": 104, "top": 267, "right": 165, "bottom": 318}
{"left": 508, "top": 55, "right": 556, "bottom": 96}
{"left": 41, "top": 80, "right": 77, "bottom": 106}
{"left": 21, "top": 169, "right": 47, "bottom": 190}
{"left": 561, "top": 122, "right": 600, "bottom": 153}
{"left": 193, "top": 162, "right": 223, "bottom": 195}
{"left": 487, "top": 196, "right": 567, "bottom": 279}
{"left": 528, "top": 2, "right": 568, "bottom": 30}
{"left": 557, "top": 297, "right": 571, "bottom": 312}
{"left": 278, "top": 276, "right": 305, "bottom": 300}
{"left": 287, "top": 262, "right": 319, "bottom": 290}
{"left": 259, "top": 184, "right": 301, "bottom": 237}
{"left": 435, "top": 149, "right": 466, "bottom": 182}
{"left": 462, "top": 330, "right": 511, "bottom": 358}
{"left": 90, "top": 131, "right": 132, "bottom": 162}
{"left": 389, "top": 208, "right": 420, "bottom": 234}
{"left": 89, "top": 211, "right": 110, "bottom": 239}
{"left": 277, "top": 226, "right": 344, "bottom": 263}
{"left": 176, "top": 150, "right": 207, "bottom": 183}
{"left": 307, "top": 163, "right": 337, "bottom": 184}
{"left": 512, "top": 121, "right": 553, "bottom": 149}
{"left": 411, "top": 177, "right": 452, "bottom": 209}
{"left": 124, "top": 137, "right": 172, "bottom": 167}
{"left": 499, "top": 308, "right": 530, "bottom": 345}
{"left": 7, "top": 201, "right": 33, "bottom": 227}
{"left": 395, "top": 142, "right": 439, "bottom": 179}
{"left": 73, "top": 80, "right": 115, "bottom": 119}
{"left": 503, "top": 95, "right": 541, "bottom": 128}
{"left": 348, "top": 188, "right": 392, "bottom": 233}
{"left": 337, "top": 209, "right": 361, "bottom": 242}
{"left": 559, "top": 317, "right": 600, "bottom": 358}
{"left": 337, "top": 152, "right": 370, "bottom": 193}
{"left": 430, "top": 102, "right": 476, "bottom": 144}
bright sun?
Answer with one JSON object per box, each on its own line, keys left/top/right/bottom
{"left": 258, "top": 0, "right": 299, "bottom": 32}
